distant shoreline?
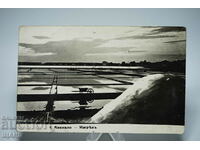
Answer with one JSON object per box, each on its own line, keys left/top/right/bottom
{"left": 18, "top": 59, "right": 185, "bottom": 73}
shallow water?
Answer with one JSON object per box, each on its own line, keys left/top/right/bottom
{"left": 17, "top": 67, "right": 144, "bottom": 111}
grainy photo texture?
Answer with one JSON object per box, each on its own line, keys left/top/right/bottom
{"left": 17, "top": 26, "right": 186, "bottom": 133}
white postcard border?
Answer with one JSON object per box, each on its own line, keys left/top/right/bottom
{"left": 17, "top": 124, "right": 184, "bottom": 134}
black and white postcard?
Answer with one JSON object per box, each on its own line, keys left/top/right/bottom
{"left": 17, "top": 26, "right": 186, "bottom": 133}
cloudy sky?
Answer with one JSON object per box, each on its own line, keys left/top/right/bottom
{"left": 19, "top": 26, "right": 186, "bottom": 63}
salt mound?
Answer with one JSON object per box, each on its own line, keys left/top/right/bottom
{"left": 89, "top": 74, "right": 185, "bottom": 125}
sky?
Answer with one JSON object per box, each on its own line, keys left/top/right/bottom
{"left": 19, "top": 26, "right": 186, "bottom": 63}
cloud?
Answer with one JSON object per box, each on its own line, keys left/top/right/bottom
{"left": 150, "top": 27, "right": 186, "bottom": 35}
{"left": 164, "top": 40, "right": 186, "bottom": 44}
{"left": 19, "top": 46, "right": 55, "bottom": 57}
{"left": 18, "top": 39, "right": 105, "bottom": 62}
{"left": 128, "top": 50, "right": 147, "bottom": 53}
{"left": 85, "top": 52, "right": 131, "bottom": 56}
{"left": 85, "top": 50, "right": 147, "bottom": 57}
{"left": 18, "top": 27, "right": 186, "bottom": 62}
{"left": 32, "top": 36, "right": 50, "bottom": 39}
{"left": 115, "top": 35, "right": 176, "bottom": 40}
{"left": 115, "top": 27, "right": 184, "bottom": 41}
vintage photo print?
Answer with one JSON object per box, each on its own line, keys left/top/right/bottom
{"left": 17, "top": 26, "right": 186, "bottom": 133}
